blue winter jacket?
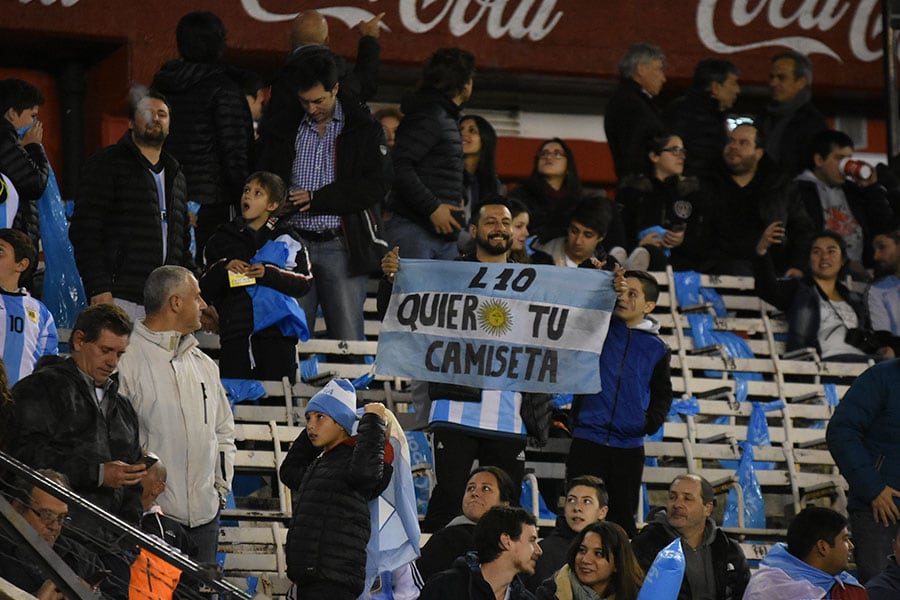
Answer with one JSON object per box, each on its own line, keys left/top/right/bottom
{"left": 572, "top": 317, "right": 671, "bottom": 449}
{"left": 826, "top": 359, "right": 900, "bottom": 512}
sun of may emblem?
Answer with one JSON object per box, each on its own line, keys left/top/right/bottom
{"left": 477, "top": 299, "right": 513, "bottom": 336}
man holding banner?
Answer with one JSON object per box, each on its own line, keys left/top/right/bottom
{"left": 378, "top": 197, "right": 619, "bottom": 532}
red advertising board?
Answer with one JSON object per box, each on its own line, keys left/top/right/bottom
{"left": 3, "top": 0, "right": 889, "bottom": 92}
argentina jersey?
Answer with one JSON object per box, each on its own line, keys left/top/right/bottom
{"left": 0, "top": 290, "right": 58, "bottom": 385}
{"left": 0, "top": 173, "right": 21, "bottom": 229}
{"left": 429, "top": 389, "right": 525, "bottom": 436}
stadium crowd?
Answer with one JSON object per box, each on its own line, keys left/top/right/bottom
{"left": 1, "top": 7, "right": 900, "bottom": 600}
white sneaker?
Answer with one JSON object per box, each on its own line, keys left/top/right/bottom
{"left": 608, "top": 246, "right": 627, "bottom": 266}
{"left": 625, "top": 247, "right": 651, "bottom": 271}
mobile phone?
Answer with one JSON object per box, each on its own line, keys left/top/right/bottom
{"left": 140, "top": 454, "right": 159, "bottom": 469}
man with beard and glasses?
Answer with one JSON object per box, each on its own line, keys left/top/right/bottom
{"left": 70, "top": 89, "right": 195, "bottom": 322}
{"left": 380, "top": 197, "right": 553, "bottom": 532}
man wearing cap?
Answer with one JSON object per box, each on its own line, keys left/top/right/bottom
{"left": 280, "top": 379, "right": 393, "bottom": 600}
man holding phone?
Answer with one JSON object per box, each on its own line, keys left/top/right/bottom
{"left": 705, "top": 123, "right": 814, "bottom": 277}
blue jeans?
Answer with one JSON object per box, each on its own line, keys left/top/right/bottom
{"left": 384, "top": 214, "right": 459, "bottom": 260}
{"left": 850, "top": 509, "right": 899, "bottom": 583}
{"left": 185, "top": 510, "right": 220, "bottom": 564}
{"left": 298, "top": 236, "right": 368, "bottom": 341}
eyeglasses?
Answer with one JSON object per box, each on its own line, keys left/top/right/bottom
{"left": 661, "top": 146, "right": 687, "bottom": 156}
{"left": 29, "top": 507, "right": 70, "bottom": 527}
{"left": 539, "top": 150, "right": 566, "bottom": 159}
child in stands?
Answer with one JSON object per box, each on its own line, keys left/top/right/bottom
{"left": 0, "top": 228, "right": 57, "bottom": 385}
{"left": 279, "top": 379, "right": 393, "bottom": 600}
{"left": 201, "top": 171, "right": 312, "bottom": 382}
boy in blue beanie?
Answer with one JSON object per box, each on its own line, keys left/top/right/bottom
{"left": 280, "top": 378, "right": 393, "bottom": 600}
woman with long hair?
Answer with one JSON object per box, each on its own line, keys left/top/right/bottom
{"left": 508, "top": 197, "right": 532, "bottom": 263}
{"left": 509, "top": 138, "right": 584, "bottom": 243}
{"left": 536, "top": 521, "right": 644, "bottom": 600}
{"left": 461, "top": 115, "right": 503, "bottom": 219}
{"left": 755, "top": 229, "right": 895, "bottom": 361}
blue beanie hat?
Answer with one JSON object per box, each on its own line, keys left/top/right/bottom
{"left": 305, "top": 378, "right": 358, "bottom": 434}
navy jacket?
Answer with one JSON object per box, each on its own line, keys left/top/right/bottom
{"left": 572, "top": 318, "right": 672, "bottom": 449}
{"left": 827, "top": 360, "right": 900, "bottom": 512}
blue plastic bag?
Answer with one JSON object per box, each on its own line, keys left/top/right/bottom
{"left": 38, "top": 167, "right": 87, "bottom": 328}
{"left": 723, "top": 441, "right": 766, "bottom": 529}
{"left": 637, "top": 537, "right": 685, "bottom": 600}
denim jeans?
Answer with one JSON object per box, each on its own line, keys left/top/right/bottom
{"left": 850, "top": 509, "right": 899, "bottom": 583}
{"left": 185, "top": 510, "right": 220, "bottom": 564}
{"left": 298, "top": 236, "right": 368, "bottom": 341}
{"left": 384, "top": 213, "right": 459, "bottom": 260}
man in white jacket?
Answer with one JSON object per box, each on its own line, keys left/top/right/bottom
{"left": 118, "top": 265, "right": 236, "bottom": 563}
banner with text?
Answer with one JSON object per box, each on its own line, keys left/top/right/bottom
{"left": 376, "top": 260, "right": 617, "bottom": 393}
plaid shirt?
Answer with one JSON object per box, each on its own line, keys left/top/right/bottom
{"left": 289, "top": 99, "right": 344, "bottom": 232}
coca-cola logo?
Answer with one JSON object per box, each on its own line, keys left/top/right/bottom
{"left": 696, "top": 0, "right": 883, "bottom": 62}
{"left": 240, "top": 0, "right": 563, "bottom": 41}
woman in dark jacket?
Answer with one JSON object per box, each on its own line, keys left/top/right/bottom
{"left": 461, "top": 115, "right": 503, "bottom": 219}
{"left": 536, "top": 521, "right": 644, "bottom": 600}
{"left": 755, "top": 229, "right": 893, "bottom": 361}
{"left": 509, "top": 138, "right": 584, "bottom": 243}
{"left": 616, "top": 131, "right": 713, "bottom": 272}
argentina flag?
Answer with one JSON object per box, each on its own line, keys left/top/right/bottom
{"left": 376, "top": 260, "right": 617, "bottom": 393}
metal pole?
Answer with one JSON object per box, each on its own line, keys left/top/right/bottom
{"left": 883, "top": 0, "right": 900, "bottom": 160}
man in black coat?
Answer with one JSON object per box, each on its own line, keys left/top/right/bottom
{"left": 705, "top": 123, "right": 814, "bottom": 276}
{"left": 605, "top": 43, "right": 667, "bottom": 180}
{"left": 385, "top": 47, "right": 475, "bottom": 261}
{"left": 69, "top": 90, "right": 194, "bottom": 321}
{"left": 757, "top": 50, "right": 827, "bottom": 177}
{"left": 631, "top": 474, "right": 750, "bottom": 600}
{"left": 664, "top": 59, "right": 741, "bottom": 178}
{"left": 256, "top": 52, "right": 391, "bottom": 342}
{"left": 152, "top": 11, "right": 254, "bottom": 263}
{"left": 5, "top": 304, "right": 144, "bottom": 527}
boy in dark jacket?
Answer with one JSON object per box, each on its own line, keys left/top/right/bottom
{"left": 201, "top": 171, "right": 312, "bottom": 382}
{"left": 566, "top": 270, "right": 672, "bottom": 538}
{"left": 280, "top": 379, "right": 393, "bottom": 600}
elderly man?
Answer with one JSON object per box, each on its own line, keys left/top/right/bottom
{"left": 605, "top": 43, "right": 667, "bottom": 179}
{"left": 7, "top": 304, "right": 143, "bottom": 524}
{"left": 419, "top": 506, "right": 542, "bottom": 600}
{"left": 117, "top": 265, "right": 235, "bottom": 563}
{"left": 0, "top": 470, "right": 104, "bottom": 600}
{"left": 631, "top": 474, "right": 750, "bottom": 600}
{"left": 744, "top": 507, "right": 866, "bottom": 600}
{"left": 758, "top": 50, "right": 828, "bottom": 176}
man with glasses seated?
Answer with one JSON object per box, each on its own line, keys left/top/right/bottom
{"left": 0, "top": 469, "right": 104, "bottom": 600}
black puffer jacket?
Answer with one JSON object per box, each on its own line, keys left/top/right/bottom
{"left": 7, "top": 358, "right": 143, "bottom": 524}
{"left": 70, "top": 132, "right": 194, "bottom": 303}
{"left": 389, "top": 88, "right": 464, "bottom": 232}
{"left": 280, "top": 413, "right": 392, "bottom": 596}
{"left": 201, "top": 218, "right": 313, "bottom": 343}
{"left": 0, "top": 119, "right": 48, "bottom": 248}
{"left": 152, "top": 61, "right": 253, "bottom": 208}
{"left": 256, "top": 92, "right": 392, "bottom": 275}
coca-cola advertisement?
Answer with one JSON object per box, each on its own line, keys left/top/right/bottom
{"left": 4, "top": 0, "right": 888, "bottom": 90}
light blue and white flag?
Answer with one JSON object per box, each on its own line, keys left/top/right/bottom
{"left": 376, "top": 260, "right": 617, "bottom": 393}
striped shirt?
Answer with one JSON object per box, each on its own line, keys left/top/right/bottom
{"left": 0, "top": 289, "right": 58, "bottom": 385}
{"left": 429, "top": 389, "right": 525, "bottom": 436}
{"left": 289, "top": 100, "right": 343, "bottom": 232}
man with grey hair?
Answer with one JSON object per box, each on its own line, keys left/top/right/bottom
{"left": 117, "top": 265, "right": 235, "bottom": 563}
{"left": 758, "top": 50, "right": 827, "bottom": 176}
{"left": 631, "top": 473, "right": 750, "bottom": 600}
{"left": 605, "top": 43, "right": 667, "bottom": 179}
